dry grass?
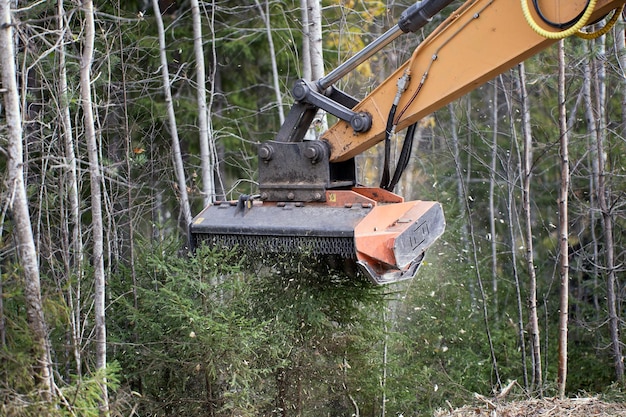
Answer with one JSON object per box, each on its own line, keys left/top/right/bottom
{"left": 434, "top": 396, "right": 626, "bottom": 416}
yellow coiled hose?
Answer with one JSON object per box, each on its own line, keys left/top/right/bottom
{"left": 521, "top": 0, "right": 598, "bottom": 39}
{"left": 576, "top": 4, "right": 623, "bottom": 39}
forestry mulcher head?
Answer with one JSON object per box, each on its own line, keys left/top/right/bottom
{"left": 190, "top": 187, "right": 445, "bottom": 285}
{"left": 189, "top": 0, "right": 458, "bottom": 285}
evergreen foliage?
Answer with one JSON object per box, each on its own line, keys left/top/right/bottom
{"left": 109, "top": 242, "right": 388, "bottom": 415}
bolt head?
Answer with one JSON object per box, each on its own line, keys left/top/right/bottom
{"left": 304, "top": 141, "right": 327, "bottom": 164}
{"left": 259, "top": 144, "right": 274, "bottom": 161}
{"left": 304, "top": 145, "right": 319, "bottom": 160}
{"left": 351, "top": 112, "right": 372, "bottom": 132}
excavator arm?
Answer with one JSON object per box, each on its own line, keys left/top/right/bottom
{"left": 190, "top": 0, "right": 625, "bottom": 284}
{"left": 325, "top": 0, "right": 626, "bottom": 162}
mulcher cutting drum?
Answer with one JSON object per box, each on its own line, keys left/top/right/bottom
{"left": 190, "top": 188, "right": 445, "bottom": 285}
{"left": 191, "top": 202, "right": 367, "bottom": 258}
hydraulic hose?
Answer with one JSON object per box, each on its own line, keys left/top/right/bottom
{"left": 521, "top": 0, "right": 598, "bottom": 39}
{"left": 576, "top": 5, "right": 624, "bottom": 39}
{"left": 532, "top": 0, "right": 590, "bottom": 29}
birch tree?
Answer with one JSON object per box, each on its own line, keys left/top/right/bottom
{"left": 191, "top": 0, "right": 216, "bottom": 206}
{"left": 557, "top": 39, "right": 570, "bottom": 399}
{"left": 488, "top": 81, "right": 498, "bottom": 298}
{"left": 306, "top": 0, "right": 324, "bottom": 80}
{"left": 58, "top": 0, "right": 84, "bottom": 378}
{"left": 255, "top": 0, "right": 285, "bottom": 124}
{"left": 153, "top": 0, "right": 192, "bottom": 229}
{"left": 79, "top": 0, "right": 109, "bottom": 411}
{"left": 503, "top": 110, "right": 529, "bottom": 390}
{"left": 518, "top": 62, "right": 542, "bottom": 393}
{"left": 0, "top": 0, "right": 53, "bottom": 400}
{"left": 620, "top": 16, "right": 626, "bottom": 138}
{"left": 584, "top": 33, "right": 624, "bottom": 383}
{"left": 300, "top": 0, "right": 311, "bottom": 81}
{"left": 302, "top": 0, "right": 327, "bottom": 138}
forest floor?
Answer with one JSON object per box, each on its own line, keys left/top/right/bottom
{"left": 434, "top": 396, "right": 626, "bottom": 416}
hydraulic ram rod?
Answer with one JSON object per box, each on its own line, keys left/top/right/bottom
{"left": 317, "top": 0, "right": 456, "bottom": 90}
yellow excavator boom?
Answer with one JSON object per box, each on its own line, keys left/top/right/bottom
{"left": 324, "top": 0, "right": 626, "bottom": 162}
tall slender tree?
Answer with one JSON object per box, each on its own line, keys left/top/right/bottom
{"left": 557, "top": 39, "right": 570, "bottom": 399}
{"left": 300, "top": 0, "right": 311, "bottom": 81}
{"left": 518, "top": 61, "right": 542, "bottom": 393}
{"left": 302, "top": 0, "right": 327, "bottom": 139}
{"left": 153, "top": 0, "right": 193, "bottom": 229}
{"left": 256, "top": 0, "right": 285, "bottom": 124}
{"left": 448, "top": 103, "right": 472, "bottom": 298}
{"left": 58, "top": 0, "right": 85, "bottom": 378}
{"left": 620, "top": 16, "right": 626, "bottom": 138}
{"left": 306, "top": 0, "right": 324, "bottom": 81}
{"left": 488, "top": 81, "right": 498, "bottom": 298}
{"left": 585, "top": 33, "right": 624, "bottom": 383}
{"left": 505, "top": 139, "right": 529, "bottom": 391}
{"left": 191, "top": 0, "right": 215, "bottom": 206}
{"left": 0, "top": 0, "right": 53, "bottom": 400}
{"left": 79, "top": 0, "right": 109, "bottom": 411}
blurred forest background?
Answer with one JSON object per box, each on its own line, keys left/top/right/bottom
{"left": 1, "top": 0, "right": 626, "bottom": 415}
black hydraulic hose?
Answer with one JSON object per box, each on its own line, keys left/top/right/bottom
{"left": 380, "top": 104, "right": 397, "bottom": 190}
{"left": 532, "top": 0, "right": 590, "bottom": 29}
{"left": 388, "top": 123, "right": 417, "bottom": 192}
{"left": 378, "top": 0, "right": 455, "bottom": 189}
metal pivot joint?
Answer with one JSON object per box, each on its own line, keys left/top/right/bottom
{"left": 291, "top": 79, "right": 372, "bottom": 133}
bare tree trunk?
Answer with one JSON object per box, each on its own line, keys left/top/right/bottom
{"left": 599, "top": 135, "right": 624, "bottom": 384}
{"left": 0, "top": 0, "right": 53, "bottom": 400}
{"left": 500, "top": 72, "right": 531, "bottom": 390}
{"left": 79, "top": 0, "right": 109, "bottom": 411}
{"left": 191, "top": 0, "right": 215, "bottom": 205}
{"left": 446, "top": 102, "right": 501, "bottom": 389}
{"left": 448, "top": 104, "right": 472, "bottom": 298}
{"left": 620, "top": 16, "right": 626, "bottom": 138}
{"left": 300, "top": 0, "right": 311, "bottom": 81}
{"left": 58, "top": 0, "right": 84, "bottom": 378}
{"left": 557, "top": 39, "right": 569, "bottom": 399}
{"left": 517, "top": 62, "right": 542, "bottom": 393}
{"left": 488, "top": 81, "right": 498, "bottom": 298}
{"left": 0, "top": 253, "right": 4, "bottom": 348}
{"left": 206, "top": 0, "right": 225, "bottom": 200}
{"left": 580, "top": 42, "right": 603, "bottom": 329}
{"left": 381, "top": 310, "right": 388, "bottom": 417}
{"left": 302, "top": 0, "right": 327, "bottom": 139}
{"left": 585, "top": 33, "right": 624, "bottom": 383}
{"left": 112, "top": 0, "right": 142, "bottom": 393}
{"left": 597, "top": 30, "right": 623, "bottom": 384}
{"left": 0, "top": 83, "right": 9, "bottom": 349}
{"left": 255, "top": 0, "right": 285, "bottom": 124}
{"left": 505, "top": 148, "right": 529, "bottom": 391}
{"left": 153, "top": 0, "right": 193, "bottom": 229}
{"left": 307, "top": 0, "right": 324, "bottom": 80}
